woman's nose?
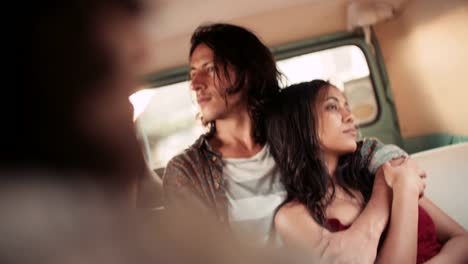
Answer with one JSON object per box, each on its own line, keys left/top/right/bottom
{"left": 342, "top": 108, "right": 355, "bottom": 124}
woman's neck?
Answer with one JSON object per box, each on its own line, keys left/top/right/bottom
{"left": 322, "top": 151, "right": 339, "bottom": 177}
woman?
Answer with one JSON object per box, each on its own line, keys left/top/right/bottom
{"left": 267, "top": 80, "right": 468, "bottom": 263}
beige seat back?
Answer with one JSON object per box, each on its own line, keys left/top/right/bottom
{"left": 411, "top": 143, "right": 468, "bottom": 229}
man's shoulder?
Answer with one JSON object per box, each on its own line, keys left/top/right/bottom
{"left": 166, "top": 147, "right": 199, "bottom": 170}
{"left": 360, "top": 137, "right": 407, "bottom": 155}
{"left": 359, "top": 137, "right": 408, "bottom": 174}
{"left": 164, "top": 134, "right": 209, "bottom": 179}
{"left": 360, "top": 137, "right": 382, "bottom": 147}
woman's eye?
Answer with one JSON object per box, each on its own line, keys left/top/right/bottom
{"left": 325, "top": 104, "right": 338, "bottom": 111}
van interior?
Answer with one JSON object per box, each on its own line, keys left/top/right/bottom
{"left": 132, "top": 0, "right": 468, "bottom": 228}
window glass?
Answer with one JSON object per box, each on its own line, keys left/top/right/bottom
{"left": 130, "top": 81, "right": 204, "bottom": 168}
{"left": 277, "top": 45, "right": 378, "bottom": 125}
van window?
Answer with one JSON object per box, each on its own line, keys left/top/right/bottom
{"left": 130, "top": 81, "right": 204, "bottom": 168}
{"left": 132, "top": 45, "right": 378, "bottom": 169}
{"left": 277, "top": 45, "right": 378, "bottom": 125}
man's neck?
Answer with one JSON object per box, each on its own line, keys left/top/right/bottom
{"left": 210, "top": 108, "right": 263, "bottom": 158}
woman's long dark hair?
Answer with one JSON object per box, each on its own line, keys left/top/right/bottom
{"left": 189, "top": 23, "right": 282, "bottom": 144}
{"left": 267, "top": 80, "right": 378, "bottom": 226}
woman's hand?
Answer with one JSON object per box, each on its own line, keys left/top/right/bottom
{"left": 382, "top": 158, "right": 426, "bottom": 197}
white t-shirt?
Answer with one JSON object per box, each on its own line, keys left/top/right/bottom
{"left": 223, "top": 144, "right": 286, "bottom": 245}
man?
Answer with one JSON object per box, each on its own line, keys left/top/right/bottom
{"left": 163, "top": 23, "right": 413, "bottom": 263}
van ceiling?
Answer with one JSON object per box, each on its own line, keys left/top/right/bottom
{"left": 141, "top": 0, "right": 407, "bottom": 74}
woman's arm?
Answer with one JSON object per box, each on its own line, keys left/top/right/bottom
{"left": 420, "top": 197, "right": 468, "bottom": 264}
{"left": 375, "top": 159, "right": 426, "bottom": 264}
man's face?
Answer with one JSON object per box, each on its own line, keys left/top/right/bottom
{"left": 189, "top": 44, "right": 245, "bottom": 123}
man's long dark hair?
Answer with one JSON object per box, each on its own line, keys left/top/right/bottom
{"left": 189, "top": 23, "right": 282, "bottom": 144}
{"left": 267, "top": 80, "right": 378, "bottom": 226}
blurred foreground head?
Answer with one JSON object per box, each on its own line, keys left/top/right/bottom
{"left": 1, "top": 1, "right": 151, "bottom": 263}
{"left": 5, "top": 0, "right": 149, "bottom": 197}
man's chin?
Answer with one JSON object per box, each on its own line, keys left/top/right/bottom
{"left": 200, "top": 113, "right": 216, "bottom": 125}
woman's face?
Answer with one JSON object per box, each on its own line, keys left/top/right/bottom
{"left": 315, "top": 86, "right": 357, "bottom": 156}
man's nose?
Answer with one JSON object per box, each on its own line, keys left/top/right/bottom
{"left": 190, "top": 72, "right": 206, "bottom": 91}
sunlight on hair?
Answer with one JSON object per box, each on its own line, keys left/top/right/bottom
{"left": 129, "top": 89, "right": 156, "bottom": 121}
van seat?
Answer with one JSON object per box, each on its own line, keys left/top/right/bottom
{"left": 411, "top": 143, "right": 468, "bottom": 229}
